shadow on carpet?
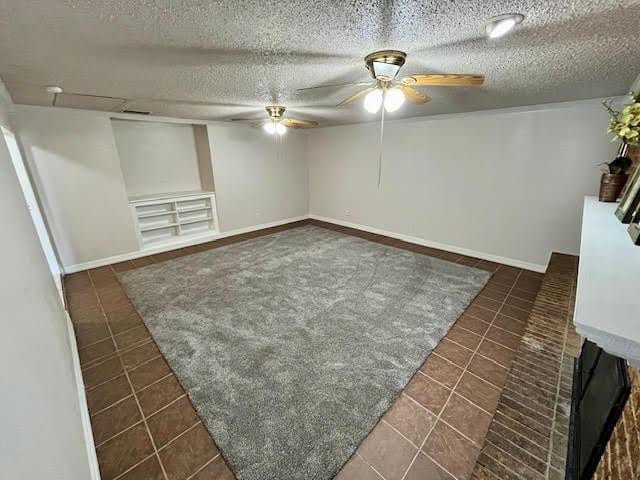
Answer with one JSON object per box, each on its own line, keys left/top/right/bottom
{"left": 118, "top": 226, "right": 490, "bottom": 480}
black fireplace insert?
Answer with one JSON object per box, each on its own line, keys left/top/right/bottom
{"left": 566, "top": 340, "right": 630, "bottom": 480}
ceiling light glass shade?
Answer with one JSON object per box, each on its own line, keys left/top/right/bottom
{"left": 372, "top": 61, "right": 401, "bottom": 81}
{"left": 384, "top": 88, "right": 405, "bottom": 112}
{"left": 485, "top": 13, "right": 524, "bottom": 39}
{"left": 263, "top": 122, "right": 277, "bottom": 134}
{"left": 275, "top": 123, "right": 286, "bottom": 135}
{"left": 364, "top": 89, "right": 383, "bottom": 113}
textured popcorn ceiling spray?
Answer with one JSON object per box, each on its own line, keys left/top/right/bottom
{"left": 1, "top": 0, "right": 638, "bottom": 125}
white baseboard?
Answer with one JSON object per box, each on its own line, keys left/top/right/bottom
{"left": 63, "top": 215, "right": 309, "bottom": 274}
{"left": 309, "top": 214, "right": 548, "bottom": 273}
{"left": 64, "top": 311, "right": 101, "bottom": 480}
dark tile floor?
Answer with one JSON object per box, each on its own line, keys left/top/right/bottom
{"left": 64, "top": 220, "right": 543, "bottom": 480}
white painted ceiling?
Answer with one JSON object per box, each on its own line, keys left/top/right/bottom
{"left": 1, "top": 0, "right": 639, "bottom": 126}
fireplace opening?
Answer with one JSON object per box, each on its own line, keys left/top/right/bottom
{"left": 566, "top": 340, "right": 631, "bottom": 480}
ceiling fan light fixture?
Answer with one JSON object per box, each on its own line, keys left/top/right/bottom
{"left": 372, "top": 62, "right": 401, "bottom": 81}
{"left": 364, "top": 89, "right": 383, "bottom": 113}
{"left": 263, "top": 122, "right": 277, "bottom": 135}
{"left": 275, "top": 122, "right": 286, "bottom": 135}
{"left": 484, "top": 13, "right": 524, "bottom": 38}
{"left": 384, "top": 88, "right": 405, "bottom": 112}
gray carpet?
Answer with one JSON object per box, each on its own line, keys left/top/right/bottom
{"left": 118, "top": 225, "right": 490, "bottom": 480}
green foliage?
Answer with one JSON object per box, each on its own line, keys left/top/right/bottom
{"left": 604, "top": 156, "right": 632, "bottom": 174}
{"left": 604, "top": 92, "right": 640, "bottom": 145}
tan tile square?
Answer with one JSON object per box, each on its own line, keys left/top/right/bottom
{"left": 91, "top": 396, "right": 142, "bottom": 445}
{"left": 404, "top": 452, "right": 454, "bottom": 480}
{"left": 446, "top": 325, "right": 482, "bottom": 350}
{"left": 114, "top": 325, "right": 151, "bottom": 350}
{"left": 404, "top": 374, "right": 451, "bottom": 415}
{"left": 467, "top": 355, "right": 509, "bottom": 389}
{"left": 455, "top": 314, "right": 490, "bottom": 336}
{"left": 335, "top": 455, "right": 382, "bottom": 480}
{"left": 79, "top": 337, "right": 116, "bottom": 365}
{"left": 485, "top": 326, "right": 520, "bottom": 350}
{"left": 384, "top": 395, "right": 436, "bottom": 446}
{"left": 493, "top": 314, "right": 526, "bottom": 336}
{"left": 463, "top": 305, "right": 496, "bottom": 323}
{"left": 159, "top": 423, "right": 219, "bottom": 480}
{"left": 107, "top": 305, "right": 145, "bottom": 335}
{"left": 358, "top": 421, "right": 417, "bottom": 480}
{"left": 422, "top": 421, "right": 480, "bottom": 480}
{"left": 420, "top": 354, "right": 463, "bottom": 389}
{"left": 117, "top": 455, "right": 164, "bottom": 480}
{"left": 138, "top": 374, "right": 185, "bottom": 417}
{"left": 129, "top": 357, "right": 172, "bottom": 391}
{"left": 455, "top": 372, "right": 502, "bottom": 414}
{"left": 83, "top": 356, "right": 123, "bottom": 388}
{"left": 96, "top": 423, "right": 154, "bottom": 480}
{"left": 477, "top": 339, "right": 517, "bottom": 368}
{"left": 120, "top": 341, "right": 161, "bottom": 370}
{"left": 499, "top": 304, "right": 530, "bottom": 322}
{"left": 190, "top": 455, "right": 236, "bottom": 480}
{"left": 441, "top": 394, "right": 493, "bottom": 445}
{"left": 86, "top": 375, "right": 132, "bottom": 415}
{"left": 433, "top": 339, "right": 473, "bottom": 368}
{"left": 146, "top": 396, "right": 199, "bottom": 448}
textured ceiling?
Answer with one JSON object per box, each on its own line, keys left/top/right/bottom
{"left": 1, "top": 0, "right": 639, "bottom": 126}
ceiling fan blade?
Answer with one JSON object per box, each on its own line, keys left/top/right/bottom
{"left": 281, "top": 118, "right": 319, "bottom": 128}
{"left": 337, "top": 87, "right": 375, "bottom": 107}
{"left": 400, "top": 74, "right": 485, "bottom": 86}
{"left": 398, "top": 86, "right": 430, "bottom": 104}
{"left": 297, "top": 81, "right": 372, "bottom": 92}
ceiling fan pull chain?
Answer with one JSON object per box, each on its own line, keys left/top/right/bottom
{"left": 378, "top": 98, "right": 385, "bottom": 188}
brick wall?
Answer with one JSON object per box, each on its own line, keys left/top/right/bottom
{"left": 594, "top": 366, "right": 640, "bottom": 479}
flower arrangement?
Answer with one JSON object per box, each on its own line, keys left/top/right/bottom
{"left": 603, "top": 92, "right": 640, "bottom": 145}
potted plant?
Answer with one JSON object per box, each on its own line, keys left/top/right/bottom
{"left": 601, "top": 93, "right": 640, "bottom": 201}
{"left": 598, "top": 155, "right": 632, "bottom": 202}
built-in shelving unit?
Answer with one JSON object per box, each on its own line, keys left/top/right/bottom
{"left": 130, "top": 191, "right": 218, "bottom": 249}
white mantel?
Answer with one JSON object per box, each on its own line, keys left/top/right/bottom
{"left": 574, "top": 196, "right": 640, "bottom": 366}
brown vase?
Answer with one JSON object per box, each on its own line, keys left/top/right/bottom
{"left": 599, "top": 173, "right": 629, "bottom": 202}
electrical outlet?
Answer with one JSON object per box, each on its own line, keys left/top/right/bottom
{"left": 255, "top": 211, "right": 262, "bottom": 218}
{"left": 344, "top": 209, "right": 352, "bottom": 217}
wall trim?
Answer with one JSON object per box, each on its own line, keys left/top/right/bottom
{"left": 63, "top": 215, "right": 309, "bottom": 273}
{"left": 309, "top": 214, "right": 548, "bottom": 273}
{"left": 64, "top": 310, "right": 101, "bottom": 480}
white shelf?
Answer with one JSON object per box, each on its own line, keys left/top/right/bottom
{"left": 129, "top": 190, "right": 214, "bottom": 204}
{"left": 140, "top": 222, "right": 179, "bottom": 232}
{"left": 138, "top": 210, "right": 178, "bottom": 219}
{"left": 130, "top": 192, "right": 218, "bottom": 250}
{"left": 574, "top": 196, "right": 640, "bottom": 366}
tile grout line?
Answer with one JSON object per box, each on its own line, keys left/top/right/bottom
{"left": 82, "top": 337, "right": 155, "bottom": 372}
{"left": 184, "top": 454, "right": 220, "bottom": 480}
{"left": 79, "top": 322, "right": 150, "bottom": 352}
{"left": 88, "top": 267, "right": 170, "bottom": 480}
{"left": 400, "top": 267, "right": 524, "bottom": 480}
{"left": 94, "top": 393, "right": 189, "bottom": 448}
{"left": 90, "top": 372, "right": 175, "bottom": 418}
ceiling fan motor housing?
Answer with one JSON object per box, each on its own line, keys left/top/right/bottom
{"left": 265, "top": 105, "right": 286, "bottom": 119}
{"left": 365, "top": 50, "right": 407, "bottom": 81}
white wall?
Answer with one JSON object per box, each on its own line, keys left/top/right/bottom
{"left": 208, "top": 123, "right": 308, "bottom": 231}
{"left": 307, "top": 99, "right": 616, "bottom": 270}
{"left": 15, "top": 106, "right": 140, "bottom": 268}
{"left": 15, "top": 106, "right": 309, "bottom": 269}
{"left": 112, "top": 119, "right": 205, "bottom": 197}
{"left": 0, "top": 83, "right": 94, "bottom": 479}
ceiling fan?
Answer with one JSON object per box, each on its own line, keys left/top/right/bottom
{"left": 298, "top": 50, "right": 485, "bottom": 113}
{"left": 230, "top": 106, "right": 319, "bottom": 135}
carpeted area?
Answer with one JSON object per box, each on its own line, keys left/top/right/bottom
{"left": 118, "top": 225, "right": 490, "bottom": 480}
